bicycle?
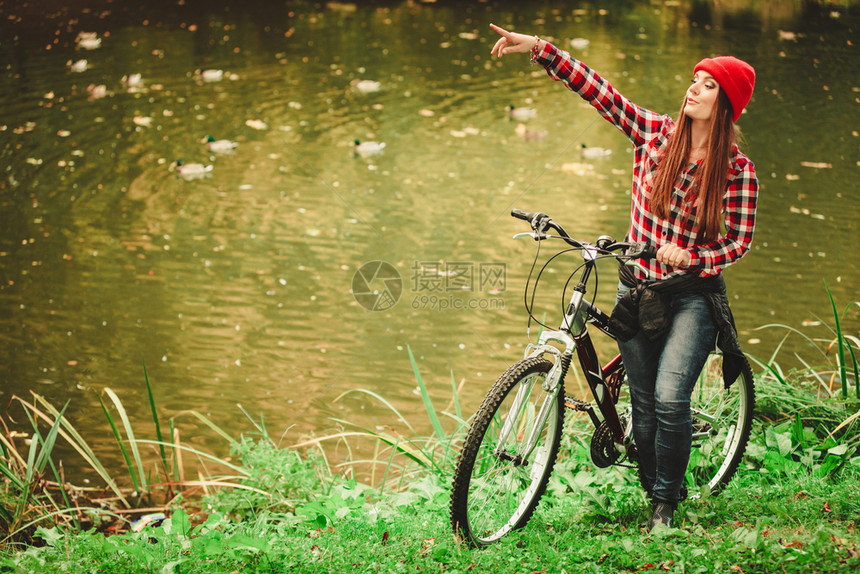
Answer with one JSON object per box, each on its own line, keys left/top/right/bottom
{"left": 449, "top": 209, "right": 755, "bottom": 546}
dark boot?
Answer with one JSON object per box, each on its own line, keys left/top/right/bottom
{"left": 648, "top": 500, "right": 675, "bottom": 530}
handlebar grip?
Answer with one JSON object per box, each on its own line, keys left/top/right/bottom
{"left": 641, "top": 243, "right": 657, "bottom": 259}
{"left": 510, "top": 208, "right": 531, "bottom": 221}
{"left": 626, "top": 242, "right": 657, "bottom": 259}
{"left": 510, "top": 209, "right": 549, "bottom": 227}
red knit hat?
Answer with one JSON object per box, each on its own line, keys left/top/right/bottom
{"left": 693, "top": 56, "right": 756, "bottom": 122}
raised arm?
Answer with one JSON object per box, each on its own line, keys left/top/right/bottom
{"left": 489, "top": 24, "right": 667, "bottom": 147}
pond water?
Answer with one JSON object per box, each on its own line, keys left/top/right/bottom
{"left": 1, "top": 0, "right": 858, "bottom": 477}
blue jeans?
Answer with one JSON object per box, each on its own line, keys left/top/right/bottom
{"left": 616, "top": 284, "right": 717, "bottom": 505}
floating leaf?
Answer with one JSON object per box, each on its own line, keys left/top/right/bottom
{"left": 245, "top": 119, "right": 268, "bottom": 130}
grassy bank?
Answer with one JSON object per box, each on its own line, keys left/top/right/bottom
{"left": 1, "top": 295, "right": 858, "bottom": 573}
{"left": 3, "top": 419, "right": 858, "bottom": 573}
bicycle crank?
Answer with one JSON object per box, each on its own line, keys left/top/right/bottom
{"left": 590, "top": 420, "right": 621, "bottom": 468}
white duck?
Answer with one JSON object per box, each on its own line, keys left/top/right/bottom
{"left": 87, "top": 84, "right": 108, "bottom": 100}
{"left": 174, "top": 160, "right": 213, "bottom": 180}
{"left": 353, "top": 79, "right": 381, "bottom": 93}
{"left": 133, "top": 115, "right": 153, "bottom": 127}
{"left": 580, "top": 143, "right": 612, "bottom": 158}
{"left": 508, "top": 105, "right": 537, "bottom": 121}
{"left": 204, "top": 135, "right": 238, "bottom": 153}
{"left": 201, "top": 69, "right": 224, "bottom": 82}
{"left": 569, "top": 37, "right": 590, "bottom": 50}
{"left": 76, "top": 34, "right": 102, "bottom": 50}
{"left": 354, "top": 139, "right": 386, "bottom": 157}
{"left": 123, "top": 73, "right": 143, "bottom": 88}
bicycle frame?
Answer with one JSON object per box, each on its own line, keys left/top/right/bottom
{"left": 519, "top": 256, "right": 631, "bottom": 460}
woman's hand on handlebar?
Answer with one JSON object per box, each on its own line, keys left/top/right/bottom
{"left": 656, "top": 244, "right": 692, "bottom": 269}
{"left": 490, "top": 24, "right": 538, "bottom": 58}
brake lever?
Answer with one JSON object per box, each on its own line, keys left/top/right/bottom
{"left": 622, "top": 259, "right": 649, "bottom": 274}
{"left": 512, "top": 232, "right": 548, "bottom": 241}
{"left": 532, "top": 214, "right": 551, "bottom": 236}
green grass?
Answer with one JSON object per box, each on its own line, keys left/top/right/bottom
{"left": 3, "top": 365, "right": 858, "bottom": 573}
{"left": 3, "top": 426, "right": 859, "bottom": 573}
{"left": 0, "top": 292, "right": 858, "bottom": 572}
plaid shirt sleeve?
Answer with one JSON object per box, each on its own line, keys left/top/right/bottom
{"left": 532, "top": 41, "right": 666, "bottom": 146}
{"left": 686, "top": 153, "right": 759, "bottom": 277}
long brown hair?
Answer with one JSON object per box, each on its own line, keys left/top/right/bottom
{"left": 649, "top": 90, "right": 736, "bottom": 242}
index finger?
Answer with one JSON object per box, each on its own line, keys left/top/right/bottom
{"left": 489, "top": 23, "right": 510, "bottom": 38}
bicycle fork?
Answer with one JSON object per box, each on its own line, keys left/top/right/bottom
{"left": 494, "top": 349, "right": 572, "bottom": 467}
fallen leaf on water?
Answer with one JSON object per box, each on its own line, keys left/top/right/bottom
{"left": 245, "top": 119, "right": 268, "bottom": 130}
{"left": 561, "top": 162, "right": 595, "bottom": 176}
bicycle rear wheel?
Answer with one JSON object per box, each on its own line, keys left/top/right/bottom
{"left": 685, "top": 352, "right": 755, "bottom": 495}
{"left": 450, "top": 356, "right": 564, "bottom": 546}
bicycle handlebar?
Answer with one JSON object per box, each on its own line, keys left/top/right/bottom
{"left": 511, "top": 208, "right": 656, "bottom": 260}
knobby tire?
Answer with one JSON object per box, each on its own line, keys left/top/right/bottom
{"left": 449, "top": 357, "right": 564, "bottom": 547}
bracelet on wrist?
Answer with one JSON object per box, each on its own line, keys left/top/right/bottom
{"left": 530, "top": 36, "right": 542, "bottom": 63}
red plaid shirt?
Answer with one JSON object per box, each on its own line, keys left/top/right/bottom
{"left": 533, "top": 42, "right": 758, "bottom": 281}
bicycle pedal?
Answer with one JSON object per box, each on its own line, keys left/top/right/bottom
{"left": 564, "top": 396, "right": 590, "bottom": 410}
{"left": 565, "top": 396, "right": 601, "bottom": 428}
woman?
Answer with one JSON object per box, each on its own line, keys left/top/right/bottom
{"left": 489, "top": 24, "right": 758, "bottom": 530}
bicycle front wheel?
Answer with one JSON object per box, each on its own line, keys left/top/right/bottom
{"left": 450, "top": 356, "right": 564, "bottom": 546}
{"left": 686, "top": 352, "right": 755, "bottom": 494}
